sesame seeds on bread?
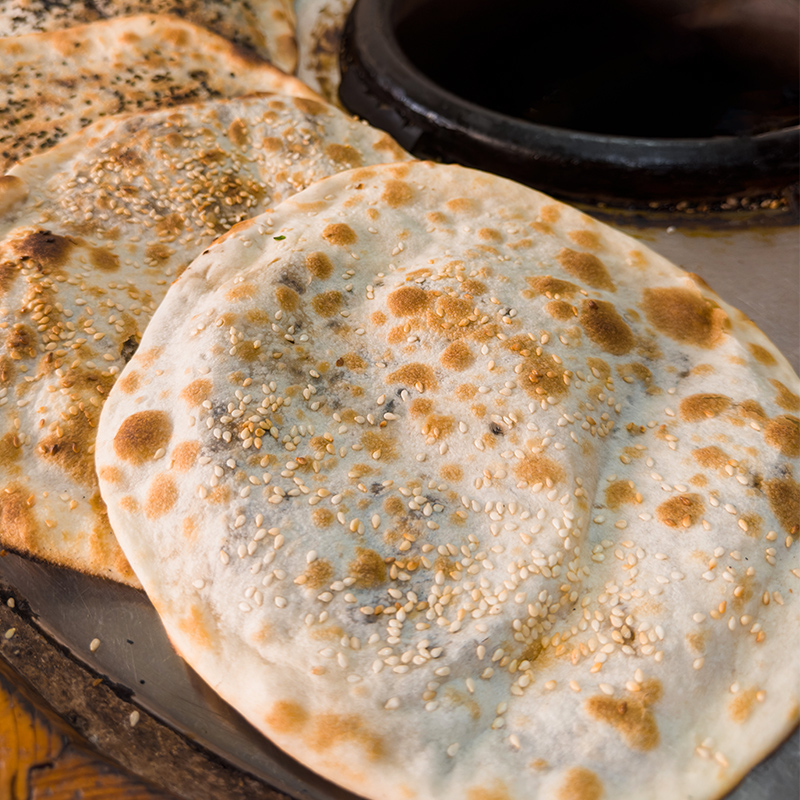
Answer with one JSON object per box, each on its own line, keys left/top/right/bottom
{"left": 0, "top": 0, "right": 298, "bottom": 72}
{"left": 0, "top": 95, "right": 410, "bottom": 585}
{"left": 95, "top": 161, "right": 800, "bottom": 799}
{"left": 0, "top": 13, "right": 320, "bottom": 173}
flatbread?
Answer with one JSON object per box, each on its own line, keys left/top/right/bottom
{"left": 95, "top": 161, "right": 800, "bottom": 799}
{"left": 0, "top": 0, "right": 297, "bottom": 72}
{"left": 294, "top": 0, "right": 354, "bottom": 107}
{"left": 0, "top": 13, "right": 320, "bottom": 173}
{"left": 0, "top": 95, "right": 409, "bottom": 585}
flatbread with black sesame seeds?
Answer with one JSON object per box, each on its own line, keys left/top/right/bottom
{"left": 0, "top": 0, "right": 298, "bottom": 72}
{"left": 294, "top": 0, "right": 355, "bottom": 107}
{"left": 95, "top": 160, "right": 799, "bottom": 800}
{"left": 0, "top": 94, "right": 410, "bottom": 586}
{"left": 0, "top": 13, "right": 321, "bottom": 174}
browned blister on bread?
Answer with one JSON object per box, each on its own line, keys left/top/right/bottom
{"left": 96, "top": 162, "right": 800, "bottom": 798}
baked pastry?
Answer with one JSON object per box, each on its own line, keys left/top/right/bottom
{"left": 0, "top": 0, "right": 298, "bottom": 72}
{"left": 95, "top": 161, "right": 800, "bottom": 798}
{"left": 295, "top": 0, "right": 354, "bottom": 107}
{"left": 0, "top": 96, "right": 408, "bottom": 584}
{"left": 0, "top": 14, "right": 320, "bottom": 172}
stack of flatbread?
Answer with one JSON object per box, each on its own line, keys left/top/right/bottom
{"left": 0, "top": 0, "right": 411, "bottom": 585}
{"left": 0, "top": 5, "right": 797, "bottom": 800}
{"left": 0, "top": 92, "right": 408, "bottom": 584}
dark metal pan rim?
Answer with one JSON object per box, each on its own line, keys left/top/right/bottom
{"left": 340, "top": 0, "right": 800, "bottom": 201}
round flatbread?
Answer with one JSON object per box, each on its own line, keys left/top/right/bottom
{"left": 95, "top": 161, "right": 800, "bottom": 799}
{"left": 0, "top": 95, "right": 409, "bottom": 585}
{"left": 294, "top": 0, "right": 354, "bottom": 107}
{"left": 0, "top": 14, "right": 320, "bottom": 173}
{"left": 0, "top": 0, "right": 298, "bottom": 72}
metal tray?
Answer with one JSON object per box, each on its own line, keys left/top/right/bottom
{"left": 0, "top": 212, "right": 797, "bottom": 800}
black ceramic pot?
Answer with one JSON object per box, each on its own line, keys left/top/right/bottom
{"left": 339, "top": 0, "right": 800, "bottom": 204}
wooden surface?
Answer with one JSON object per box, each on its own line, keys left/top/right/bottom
{"left": 0, "top": 665, "right": 177, "bottom": 800}
{"left": 0, "top": 592, "right": 291, "bottom": 800}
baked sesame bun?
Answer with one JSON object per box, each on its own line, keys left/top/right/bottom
{"left": 96, "top": 161, "right": 800, "bottom": 799}
{"left": 0, "top": 95, "right": 410, "bottom": 585}
{"left": 0, "top": 14, "right": 319, "bottom": 173}
{"left": 0, "top": 0, "right": 298, "bottom": 72}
